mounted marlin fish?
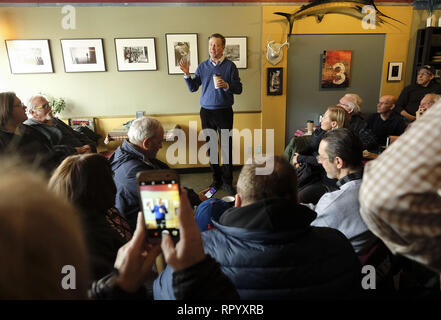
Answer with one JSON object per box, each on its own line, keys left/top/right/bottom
{"left": 274, "top": 0, "right": 403, "bottom": 38}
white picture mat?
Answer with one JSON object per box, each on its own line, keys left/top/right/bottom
{"left": 166, "top": 34, "right": 198, "bottom": 74}
{"left": 6, "top": 40, "right": 53, "bottom": 74}
{"left": 115, "top": 38, "right": 157, "bottom": 71}
{"left": 388, "top": 62, "right": 403, "bottom": 81}
{"left": 224, "top": 37, "right": 247, "bottom": 69}
{"left": 61, "top": 39, "right": 105, "bottom": 72}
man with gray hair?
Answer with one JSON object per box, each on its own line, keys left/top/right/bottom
{"left": 110, "top": 116, "right": 202, "bottom": 230}
{"left": 25, "top": 95, "right": 96, "bottom": 157}
{"left": 110, "top": 116, "right": 169, "bottom": 230}
{"left": 337, "top": 93, "right": 378, "bottom": 151}
{"left": 415, "top": 93, "right": 441, "bottom": 120}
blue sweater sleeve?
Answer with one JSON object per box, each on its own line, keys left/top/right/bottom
{"left": 226, "top": 63, "right": 242, "bottom": 95}
{"left": 184, "top": 66, "right": 202, "bottom": 92}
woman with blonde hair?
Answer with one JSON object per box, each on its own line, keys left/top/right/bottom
{"left": 49, "top": 153, "right": 132, "bottom": 281}
{"left": 291, "top": 105, "right": 350, "bottom": 204}
{"left": 0, "top": 160, "right": 90, "bottom": 299}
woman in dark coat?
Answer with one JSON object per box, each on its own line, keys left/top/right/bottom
{"left": 49, "top": 153, "right": 132, "bottom": 280}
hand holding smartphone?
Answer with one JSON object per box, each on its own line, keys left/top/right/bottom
{"left": 204, "top": 186, "right": 217, "bottom": 198}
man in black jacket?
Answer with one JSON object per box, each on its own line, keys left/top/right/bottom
{"left": 25, "top": 95, "right": 97, "bottom": 157}
{"left": 338, "top": 93, "right": 379, "bottom": 152}
{"left": 395, "top": 65, "right": 441, "bottom": 122}
{"left": 367, "top": 95, "right": 407, "bottom": 146}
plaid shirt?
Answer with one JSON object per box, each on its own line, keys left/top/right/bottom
{"left": 359, "top": 101, "right": 441, "bottom": 273}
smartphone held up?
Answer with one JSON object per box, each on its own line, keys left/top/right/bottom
{"left": 137, "top": 170, "right": 181, "bottom": 241}
{"left": 204, "top": 186, "right": 217, "bottom": 198}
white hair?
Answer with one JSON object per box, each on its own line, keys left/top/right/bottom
{"left": 128, "top": 116, "right": 163, "bottom": 145}
{"left": 424, "top": 93, "right": 441, "bottom": 104}
{"left": 27, "top": 95, "right": 47, "bottom": 112}
{"left": 344, "top": 93, "right": 362, "bottom": 113}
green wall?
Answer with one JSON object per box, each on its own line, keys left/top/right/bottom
{"left": 0, "top": 5, "right": 261, "bottom": 117}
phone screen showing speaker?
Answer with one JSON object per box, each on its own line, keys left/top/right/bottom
{"left": 204, "top": 186, "right": 216, "bottom": 198}
{"left": 139, "top": 180, "right": 180, "bottom": 239}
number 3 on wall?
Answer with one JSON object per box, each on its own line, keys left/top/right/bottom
{"left": 332, "top": 62, "right": 346, "bottom": 85}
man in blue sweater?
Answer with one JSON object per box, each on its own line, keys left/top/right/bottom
{"left": 180, "top": 33, "right": 242, "bottom": 195}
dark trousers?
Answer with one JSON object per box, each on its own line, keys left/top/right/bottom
{"left": 200, "top": 107, "right": 234, "bottom": 185}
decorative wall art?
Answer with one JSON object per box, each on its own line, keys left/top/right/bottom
{"left": 267, "top": 67, "right": 283, "bottom": 95}
{"left": 166, "top": 33, "right": 198, "bottom": 75}
{"left": 224, "top": 36, "right": 247, "bottom": 69}
{"left": 321, "top": 50, "right": 352, "bottom": 88}
{"left": 115, "top": 38, "right": 157, "bottom": 71}
{"left": 5, "top": 39, "right": 53, "bottom": 74}
{"left": 61, "top": 39, "right": 106, "bottom": 73}
{"left": 387, "top": 62, "right": 403, "bottom": 81}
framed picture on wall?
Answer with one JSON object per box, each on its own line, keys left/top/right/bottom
{"left": 267, "top": 67, "right": 283, "bottom": 96}
{"left": 5, "top": 39, "right": 54, "bottom": 74}
{"left": 224, "top": 36, "right": 247, "bottom": 69}
{"left": 114, "top": 38, "right": 157, "bottom": 71}
{"left": 387, "top": 62, "right": 403, "bottom": 81}
{"left": 61, "top": 39, "right": 106, "bottom": 73}
{"left": 165, "top": 33, "right": 198, "bottom": 75}
{"left": 321, "top": 50, "right": 351, "bottom": 88}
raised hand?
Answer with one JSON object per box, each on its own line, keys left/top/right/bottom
{"left": 179, "top": 58, "right": 190, "bottom": 76}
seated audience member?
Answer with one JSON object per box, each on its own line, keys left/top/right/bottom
{"left": 0, "top": 159, "right": 90, "bottom": 299}
{"left": 360, "top": 100, "right": 441, "bottom": 294}
{"left": 415, "top": 93, "right": 441, "bottom": 120}
{"left": 90, "top": 189, "right": 239, "bottom": 300}
{"left": 49, "top": 153, "right": 132, "bottom": 281}
{"left": 0, "top": 92, "right": 60, "bottom": 173}
{"left": 25, "top": 95, "right": 97, "bottom": 157}
{"left": 338, "top": 93, "right": 379, "bottom": 151}
{"left": 110, "top": 116, "right": 204, "bottom": 231}
{"left": 367, "top": 95, "right": 407, "bottom": 146}
{"left": 291, "top": 105, "right": 349, "bottom": 204}
{"left": 154, "top": 156, "right": 362, "bottom": 300}
{"left": 395, "top": 65, "right": 441, "bottom": 122}
{"left": 310, "top": 128, "right": 377, "bottom": 254}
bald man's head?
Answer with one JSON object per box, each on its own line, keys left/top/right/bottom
{"left": 377, "top": 95, "right": 396, "bottom": 115}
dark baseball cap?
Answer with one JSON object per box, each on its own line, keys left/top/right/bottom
{"left": 419, "top": 65, "right": 436, "bottom": 75}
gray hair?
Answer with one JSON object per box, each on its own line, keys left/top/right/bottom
{"left": 27, "top": 95, "right": 46, "bottom": 112}
{"left": 344, "top": 93, "right": 362, "bottom": 113}
{"left": 128, "top": 116, "right": 163, "bottom": 145}
{"left": 424, "top": 93, "right": 441, "bottom": 104}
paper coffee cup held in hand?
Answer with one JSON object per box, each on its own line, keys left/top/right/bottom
{"left": 213, "top": 74, "right": 222, "bottom": 89}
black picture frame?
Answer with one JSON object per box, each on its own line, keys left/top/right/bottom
{"left": 165, "top": 33, "right": 198, "bottom": 75}
{"left": 267, "top": 67, "right": 283, "bottom": 96}
{"left": 5, "top": 39, "right": 54, "bottom": 74}
{"left": 60, "top": 38, "right": 106, "bottom": 73}
{"left": 224, "top": 36, "right": 247, "bottom": 69}
{"left": 114, "top": 37, "right": 157, "bottom": 71}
